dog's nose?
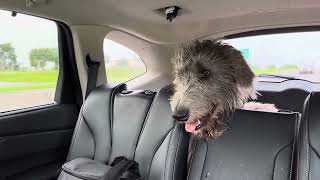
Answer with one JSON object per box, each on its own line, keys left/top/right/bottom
{"left": 172, "top": 108, "right": 189, "bottom": 122}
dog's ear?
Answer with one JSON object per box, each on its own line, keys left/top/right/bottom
{"left": 172, "top": 46, "right": 184, "bottom": 67}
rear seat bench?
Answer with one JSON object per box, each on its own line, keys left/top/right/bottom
{"left": 65, "top": 83, "right": 307, "bottom": 180}
{"left": 297, "top": 92, "right": 320, "bottom": 180}
{"left": 188, "top": 110, "right": 300, "bottom": 180}
{"left": 66, "top": 84, "right": 189, "bottom": 180}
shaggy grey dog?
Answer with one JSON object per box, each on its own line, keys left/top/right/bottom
{"left": 170, "top": 39, "right": 257, "bottom": 139}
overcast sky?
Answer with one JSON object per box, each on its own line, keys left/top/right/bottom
{"left": 1, "top": 9, "right": 320, "bottom": 69}
{"left": 0, "top": 10, "right": 137, "bottom": 68}
{"left": 225, "top": 32, "right": 320, "bottom": 68}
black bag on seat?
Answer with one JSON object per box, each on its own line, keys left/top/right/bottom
{"left": 58, "top": 157, "right": 140, "bottom": 180}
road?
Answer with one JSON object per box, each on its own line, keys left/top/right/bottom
{"left": 0, "top": 89, "right": 54, "bottom": 112}
{"left": 275, "top": 69, "right": 320, "bottom": 82}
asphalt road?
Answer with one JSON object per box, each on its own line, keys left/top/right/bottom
{"left": 275, "top": 70, "right": 320, "bottom": 82}
{"left": 0, "top": 89, "right": 54, "bottom": 112}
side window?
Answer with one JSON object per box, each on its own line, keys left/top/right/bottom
{"left": 224, "top": 32, "right": 320, "bottom": 83}
{"left": 103, "top": 38, "right": 146, "bottom": 83}
{"left": 0, "top": 10, "right": 59, "bottom": 112}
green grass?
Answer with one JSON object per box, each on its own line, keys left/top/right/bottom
{"left": 0, "top": 66, "right": 146, "bottom": 92}
{"left": 0, "top": 70, "right": 58, "bottom": 92}
{"left": 253, "top": 66, "right": 298, "bottom": 74}
{"left": 0, "top": 65, "right": 297, "bottom": 93}
{"left": 0, "top": 70, "right": 58, "bottom": 83}
{"left": 106, "top": 66, "right": 146, "bottom": 83}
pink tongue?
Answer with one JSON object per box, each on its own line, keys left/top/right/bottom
{"left": 185, "top": 121, "right": 199, "bottom": 133}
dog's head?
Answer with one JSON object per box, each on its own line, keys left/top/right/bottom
{"left": 170, "top": 40, "right": 256, "bottom": 139}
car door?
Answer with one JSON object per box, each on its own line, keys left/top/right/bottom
{"left": 0, "top": 10, "right": 82, "bottom": 180}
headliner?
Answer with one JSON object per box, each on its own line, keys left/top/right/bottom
{"left": 1, "top": 0, "right": 320, "bottom": 44}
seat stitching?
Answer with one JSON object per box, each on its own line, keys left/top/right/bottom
{"left": 199, "top": 142, "right": 208, "bottom": 180}
{"left": 289, "top": 113, "right": 300, "bottom": 180}
{"left": 297, "top": 122, "right": 301, "bottom": 180}
{"left": 83, "top": 116, "right": 95, "bottom": 159}
{"left": 305, "top": 143, "right": 310, "bottom": 179}
{"left": 146, "top": 127, "right": 174, "bottom": 180}
{"left": 66, "top": 108, "right": 85, "bottom": 161}
{"left": 132, "top": 92, "right": 156, "bottom": 159}
{"left": 289, "top": 142, "right": 294, "bottom": 180}
{"left": 296, "top": 94, "right": 310, "bottom": 180}
{"left": 62, "top": 164, "right": 100, "bottom": 179}
{"left": 135, "top": 92, "right": 158, "bottom": 148}
{"left": 271, "top": 142, "right": 294, "bottom": 180}
{"left": 186, "top": 139, "right": 198, "bottom": 180}
{"left": 305, "top": 94, "right": 311, "bottom": 180}
{"left": 171, "top": 125, "right": 183, "bottom": 180}
{"left": 163, "top": 126, "right": 175, "bottom": 180}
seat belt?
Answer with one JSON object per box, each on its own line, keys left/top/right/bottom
{"left": 85, "top": 54, "right": 101, "bottom": 98}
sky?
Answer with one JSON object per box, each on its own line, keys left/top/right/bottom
{"left": 0, "top": 10, "right": 58, "bottom": 67}
{"left": 0, "top": 9, "right": 137, "bottom": 68}
{"left": 1, "top": 9, "right": 320, "bottom": 69}
{"left": 225, "top": 32, "right": 320, "bottom": 68}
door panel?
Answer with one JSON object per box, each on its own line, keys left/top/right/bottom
{"left": 0, "top": 105, "right": 79, "bottom": 179}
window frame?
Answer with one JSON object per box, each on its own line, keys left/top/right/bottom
{"left": 0, "top": 10, "right": 82, "bottom": 115}
{"left": 225, "top": 26, "right": 320, "bottom": 40}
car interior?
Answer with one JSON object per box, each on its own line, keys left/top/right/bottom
{"left": 1, "top": 0, "right": 320, "bottom": 180}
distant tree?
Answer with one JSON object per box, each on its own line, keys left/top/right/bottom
{"left": 104, "top": 54, "right": 111, "bottom": 64}
{"left": 50, "top": 48, "right": 59, "bottom": 69}
{"left": 266, "top": 65, "right": 276, "bottom": 70}
{"left": 117, "top": 58, "right": 129, "bottom": 66}
{"left": 29, "top": 48, "right": 59, "bottom": 70}
{"left": 0, "top": 43, "right": 19, "bottom": 71}
{"left": 281, "top": 64, "right": 298, "bottom": 69}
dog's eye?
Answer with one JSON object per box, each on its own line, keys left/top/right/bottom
{"left": 203, "top": 70, "right": 210, "bottom": 76}
{"left": 198, "top": 70, "right": 210, "bottom": 80}
{"left": 200, "top": 70, "right": 210, "bottom": 77}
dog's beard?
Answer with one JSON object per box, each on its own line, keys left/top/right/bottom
{"left": 197, "top": 111, "right": 228, "bottom": 139}
{"left": 185, "top": 105, "right": 230, "bottom": 140}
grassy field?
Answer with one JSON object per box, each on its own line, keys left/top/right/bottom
{"left": 0, "top": 70, "right": 58, "bottom": 92}
{"left": 253, "top": 66, "right": 298, "bottom": 75}
{"left": 106, "top": 66, "right": 145, "bottom": 83}
{"left": 0, "top": 67, "right": 146, "bottom": 92}
{"left": 0, "top": 66, "right": 296, "bottom": 93}
{"left": 0, "top": 70, "right": 58, "bottom": 83}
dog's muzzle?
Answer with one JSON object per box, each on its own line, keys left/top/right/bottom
{"left": 172, "top": 108, "right": 189, "bottom": 122}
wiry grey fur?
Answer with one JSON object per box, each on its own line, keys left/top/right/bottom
{"left": 170, "top": 39, "right": 257, "bottom": 139}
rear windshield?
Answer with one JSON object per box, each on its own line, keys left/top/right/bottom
{"left": 225, "top": 32, "right": 320, "bottom": 82}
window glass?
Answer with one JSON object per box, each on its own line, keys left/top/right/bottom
{"left": 224, "top": 32, "right": 320, "bottom": 82}
{"left": 103, "top": 39, "right": 146, "bottom": 83}
{"left": 0, "top": 10, "right": 59, "bottom": 112}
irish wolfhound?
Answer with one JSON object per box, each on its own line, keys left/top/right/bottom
{"left": 170, "top": 39, "right": 257, "bottom": 139}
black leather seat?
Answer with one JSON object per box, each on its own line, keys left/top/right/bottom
{"left": 188, "top": 110, "right": 299, "bottom": 180}
{"left": 66, "top": 84, "right": 189, "bottom": 180}
{"left": 297, "top": 92, "right": 320, "bottom": 180}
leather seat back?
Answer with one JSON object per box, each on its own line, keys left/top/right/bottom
{"left": 67, "top": 84, "right": 189, "bottom": 180}
{"left": 188, "top": 110, "right": 299, "bottom": 180}
{"left": 297, "top": 92, "right": 320, "bottom": 180}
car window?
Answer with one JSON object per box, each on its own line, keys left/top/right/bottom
{"left": 103, "top": 39, "right": 146, "bottom": 83}
{"left": 224, "top": 32, "right": 320, "bottom": 82}
{"left": 0, "top": 10, "right": 59, "bottom": 112}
